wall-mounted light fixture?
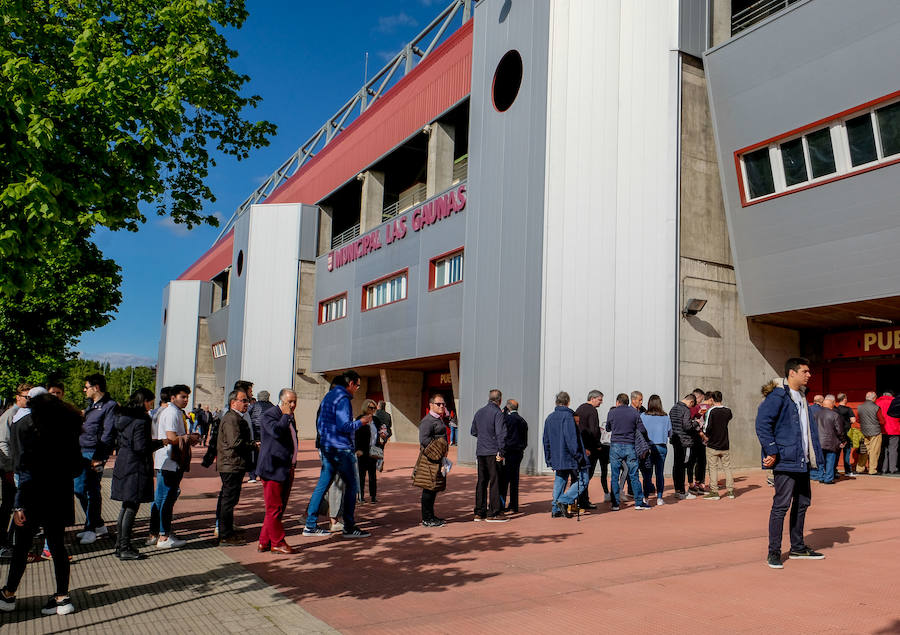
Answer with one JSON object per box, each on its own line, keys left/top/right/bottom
{"left": 857, "top": 314, "right": 893, "bottom": 325}
{"left": 683, "top": 298, "right": 707, "bottom": 317}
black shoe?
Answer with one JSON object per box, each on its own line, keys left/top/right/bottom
{"left": 421, "top": 519, "right": 445, "bottom": 527}
{"left": 342, "top": 527, "right": 371, "bottom": 538}
{"left": 370, "top": 498, "right": 378, "bottom": 503}
{"left": 556, "top": 502, "right": 573, "bottom": 518}
{"left": 767, "top": 552, "right": 783, "bottom": 569}
{"left": 551, "top": 511, "right": 563, "bottom": 518}
{"left": 118, "top": 549, "right": 145, "bottom": 561}
{"left": 581, "top": 502, "right": 598, "bottom": 510}
{"left": 788, "top": 548, "right": 825, "bottom": 559}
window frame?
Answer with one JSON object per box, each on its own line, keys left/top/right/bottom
{"left": 735, "top": 89, "right": 900, "bottom": 206}
{"left": 361, "top": 268, "right": 409, "bottom": 312}
{"left": 428, "top": 247, "right": 465, "bottom": 292}
{"left": 211, "top": 341, "right": 227, "bottom": 359}
{"left": 318, "top": 291, "right": 349, "bottom": 325}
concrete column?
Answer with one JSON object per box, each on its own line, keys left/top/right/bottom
{"left": 381, "top": 369, "right": 424, "bottom": 443}
{"left": 359, "top": 170, "right": 385, "bottom": 233}
{"left": 448, "top": 359, "right": 461, "bottom": 417}
{"left": 711, "top": 0, "right": 731, "bottom": 46}
{"left": 426, "top": 122, "right": 455, "bottom": 197}
{"left": 318, "top": 204, "right": 333, "bottom": 255}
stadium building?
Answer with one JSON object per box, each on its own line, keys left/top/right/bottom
{"left": 157, "top": 0, "right": 900, "bottom": 471}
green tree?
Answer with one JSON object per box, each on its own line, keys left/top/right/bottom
{"left": 0, "top": 0, "right": 276, "bottom": 292}
{"left": 0, "top": 232, "right": 121, "bottom": 395}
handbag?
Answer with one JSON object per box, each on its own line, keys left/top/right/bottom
{"left": 370, "top": 446, "right": 384, "bottom": 459}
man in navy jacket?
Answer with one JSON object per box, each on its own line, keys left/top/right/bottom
{"left": 257, "top": 389, "right": 299, "bottom": 553}
{"left": 542, "top": 392, "right": 587, "bottom": 518}
{"left": 76, "top": 373, "right": 117, "bottom": 544}
{"left": 470, "top": 389, "right": 508, "bottom": 521}
{"left": 756, "top": 357, "right": 825, "bottom": 569}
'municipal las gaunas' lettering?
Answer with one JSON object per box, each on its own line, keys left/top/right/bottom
{"left": 327, "top": 183, "right": 467, "bottom": 271}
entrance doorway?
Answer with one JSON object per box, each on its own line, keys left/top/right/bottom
{"left": 876, "top": 364, "right": 900, "bottom": 395}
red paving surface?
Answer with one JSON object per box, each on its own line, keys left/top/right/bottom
{"left": 173, "top": 444, "right": 900, "bottom": 634}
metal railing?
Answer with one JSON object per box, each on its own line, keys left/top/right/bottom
{"left": 452, "top": 155, "right": 468, "bottom": 183}
{"left": 731, "top": 0, "right": 802, "bottom": 35}
{"left": 331, "top": 223, "right": 360, "bottom": 250}
{"left": 214, "top": 0, "right": 474, "bottom": 243}
{"left": 382, "top": 182, "right": 427, "bottom": 222}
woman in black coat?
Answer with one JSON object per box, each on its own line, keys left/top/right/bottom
{"left": 0, "top": 392, "right": 82, "bottom": 616}
{"left": 111, "top": 388, "right": 166, "bottom": 560}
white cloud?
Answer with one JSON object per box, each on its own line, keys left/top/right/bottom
{"left": 375, "top": 12, "right": 418, "bottom": 34}
{"left": 156, "top": 216, "right": 191, "bottom": 237}
{"left": 78, "top": 352, "right": 157, "bottom": 368}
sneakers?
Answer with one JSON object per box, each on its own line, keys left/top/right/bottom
{"left": 422, "top": 518, "right": 445, "bottom": 528}
{"left": 156, "top": 535, "right": 186, "bottom": 549}
{"left": 634, "top": 503, "right": 651, "bottom": 511}
{"left": 329, "top": 521, "right": 344, "bottom": 533}
{"left": 302, "top": 527, "right": 331, "bottom": 537}
{"left": 247, "top": 477, "right": 258, "bottom": 484}
{"left": 0, "top": 588, "right": 15, "bottom": 612}
{"left": 656, "top": 498, "right": 665, "bottom": 506}
{"left": 846, "top": 472, "right": 857, "bottom": 478}
{"left": 342, "top": 527, "right": 371, "bottom": 538}
{"left": 676, "top": 492, "right": 687, "bottom": 500}
{"left": 685, "top": 493, "right": 697, "bottom": 500}
{"left": 726, "top": 490, "right": 736, "bottom": 499}
{"left": 788, "top": 548, "right": 825, "bottom": 560}
{"left": 145, "top": 535, "right": 159, "bottom": 546}
{"left": 486, "top": 515, "right": 510, "bottom": 523}
{"left": 41, "top": 596, "right": 75, "bottom": 616}
{"left": 94, "top": 525, "right": 109, "bottom": 538}
{"left": 79, "top": 531, "right": 97, "bottom": 545}
{"left": 118, "top": 549, "right": 144, "bottom": 561}
{"left": 703, "top": 492, "right": 721, "bottom": 500}
{"left": 473, "top": 516, "right": 486, "bottom": 522}
{"left": 610, "top": 506, "right": 620, "bottom": 511}
{"left": 767, "top": 552, "right": 783, "bottom": 569}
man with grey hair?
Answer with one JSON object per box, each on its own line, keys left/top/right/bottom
{"left": 811, "top": 394, "right": 845, "bottom": 484}
{"left": 575, "top": 390, "right": 604, "bottom": 509}
{"left": 606, "top": 393, "right": 649, "bottom": 510}
{"left": 856, "top": 391, "right": 884, "bottom": 475}
{"left": 257, "top": 389, "right": 299, "bottom": 553}
{"left": 471, "top": 389, "right": 508, "bottom": 522}
{"left": 543, "top": 391, "right": 588, "bottom": 517}
{"left": 247, "top": 390, "right": 276, "bottom": 483}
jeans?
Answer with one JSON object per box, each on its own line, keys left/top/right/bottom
{"left": 554, "top": 467, "right": 588, "bottom": 506}
{"left": 609, "top": 443, "right": 643, "bottom": 507}
{"left": 450, "top": 426, "right": 458, "bottom": 444}
{"left": 73, "top": 450, "right": 103, "bottom": 531}
{"left": 305, "top": 448, "right": 358, "bottom": 530}
{"left": 768, "top": 470, "right": 812, "bottom": 554}
{"left": 817, "top": 450, "right": 838, "bottom": 483}
{"left": 649, "top": 444, "right": 667, "bottom": 498}
{"left": 885, "top": 435, "right": 899, "bottom": 473}
{"left": 578, "top": 450, "right": 601, "bottom": 507}
{"left": 216, "top": 471, "right": 245, "bottom": 538}
{"left": 150, "top": 468, "right": 183, "bottom": 536}
{"left": 474, "top": 455, "right": 502, "bottom": 517}
{"left": 842, "top": 444, "right": 854, "bottom": 474}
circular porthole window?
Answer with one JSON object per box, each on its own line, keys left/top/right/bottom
{"left": 236, "top": 250, "right": 244, "bottom": 276}
{"left": 492, "top": 50, "right": 523, "bottom": 112}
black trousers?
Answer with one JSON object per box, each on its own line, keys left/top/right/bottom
{"left": 474, "top": 455, "right": 502, "bottom": 517}
{"left": 117, "top": 501, "right": 140, "bottom": 551}
{"left": 421, "top": 488, "right": 438, "bottom": 521}
{"left": 671, "top": 438, "right": 689, "bottom": 493}
{"left": 358, "top": 456, "right": 377, "bottom": 500}
{"left": 0, "top": 476, "right": 15, "bottom": 546}
{"left": 686, "top": 444, "right": 706, "bottom": 485}
{"left": 216, "top": 471, "right": 245, "bottom": 538}
{"left": 6, "top": 519, "right": 68, "bottom": 596}
{"left": 499, "top": 450, "right": 523, "bottom": 512}
{"left": 768, "top": 470, "right": 812, "bottom": 554}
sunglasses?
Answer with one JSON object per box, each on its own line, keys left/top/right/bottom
{"left": 433, "top": 402, "right": 446, "bottom": 406}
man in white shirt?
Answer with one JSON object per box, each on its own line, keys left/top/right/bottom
{"left": 148, "top": 384, "right": 197, "bottom": 548}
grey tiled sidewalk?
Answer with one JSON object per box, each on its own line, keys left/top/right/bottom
{"left": 0, "top": 474, "right": 336, "bottom": 634}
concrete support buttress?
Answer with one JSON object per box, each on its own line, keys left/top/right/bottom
{"left": 359, "top": 170, "right": 385, "bottom": 233}
{"left": 426, "top": 122, "right": 455, "bottom": 197}
{"left": 318, "top": 204, "right": 333, "bottom": 256}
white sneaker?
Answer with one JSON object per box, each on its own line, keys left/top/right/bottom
{"left": 685, "top": 493, "right": 697, "bottom": 500}
{"left": 657, "top": 498, "right": 665, "bottom": 506}
{"left": 79, "top": 531, "right": 97, "bottom": 545}
{"left": 94, "top": 525, "right": 108, "bottom": 538}
{"left": 156, "top": 535, "right": 186, "bottom": 549}
{"left": 0, "top": 590, "right": 15, "bottom": 612}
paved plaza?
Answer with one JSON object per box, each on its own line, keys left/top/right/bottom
{"left": 3, "top": 443, "right": 900, "bottom": 634}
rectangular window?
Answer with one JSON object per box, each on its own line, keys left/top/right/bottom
{"left": 211, "top": 341, "right": 227, "bottom": 358}
{"left": 743, "top": 147, "right": 775, "bottom": 199}
{"left": 363, "top": 271, "right": 407, "bottom": 311}
{"left": 318, "top": 293, "right": 347, "bottom": 324}
{"left": 780, "top": 138, "right": 807, "bottom": 187}
{"left": 877, "top": 101, "right": 900, "bottom": 157}
{"left": 806, "top": 128, "right": 836, "bottom": 178}
{"left": 430, "top": 249, "right": 464, "bottom": 290}
{"left": 846, "top": 113, "right": 878, "bottom": 166}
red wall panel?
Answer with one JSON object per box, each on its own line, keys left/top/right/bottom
{"left": 178, "top": 229, "right": 234, "bottom": 281}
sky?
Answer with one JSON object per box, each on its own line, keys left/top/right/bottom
{"left": 77, "top": 0, "right": 457, "bottom": 367}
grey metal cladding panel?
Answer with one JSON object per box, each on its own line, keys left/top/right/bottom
{"left": 207, "top": 305, "right": 229, "bottom": 343}
{"left": 311, "top": 258, "right": 356, "bottom": 372}
{"left": 299, "top": 204, "right": 319, "bottom": 262}
{"left": 461, "top": 0, "right": 550, "bottom": 467}
{"left": 225, "top": 213, "right": 250, "bottom": 389}
{"left": 704, "top": 0, "right": 900, "bottom": 315}
{"left": 678, "top": 0, "right": 709, "bottom": 57}
{"left": 157, "top": 284, "right": 170, "bottom": 384}
{"left": 414, "top": 214, "right": 465, "bottom": 358}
